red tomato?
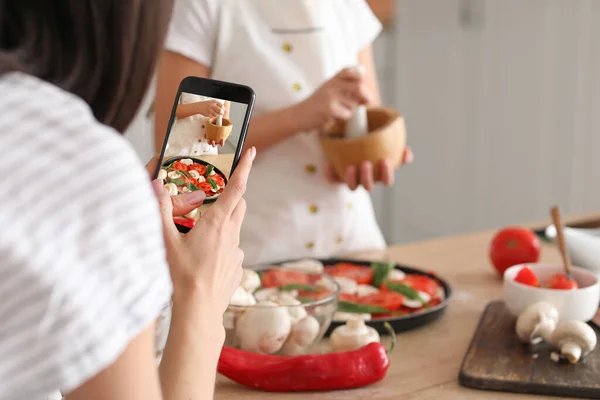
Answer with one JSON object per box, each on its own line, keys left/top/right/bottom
{"left": 197, "top": 182, "right": 213, "bottom": 194}
{"left": 189, "top": 164, "right": 207, "bottom": 175}
{"left": 429, "top": 298, "right": 442, "bottom": 307}
{"left": 383, "top": 274, "right": 439, "bottom": 298}
{"left": 173, "top": 217, "right": 195, "bottom": 229}
{"left": 489, "top": 227, "right": 541, "bottom": 276}
{"left": 339, "top": 293, "right": 358, "bottom": 302}
{"left": 358, "top": 291, "right": 404, "bottom": 311}
{"left": 211, "top": 175, "right": 225, "bottom": 187}
{"left": 171, "top": 161, "right": 189, "bottom": 171}
{"left": 541, "top": 273, "right": 579, "bottom": 290}
{"left": 325, "top": 263, "right": 374, "bottom": 285}
{"left": 514, "top": 266, "right": 539, "bottom": 287}
{"left": 261, "top": 269, "right": 310, "bottom": 288}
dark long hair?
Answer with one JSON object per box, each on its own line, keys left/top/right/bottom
{"left": 0, "top": 0, "right": 174, "bottom": 132}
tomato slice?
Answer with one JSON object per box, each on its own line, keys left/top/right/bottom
{"left": 211, "top": 175, "right": 225, "bottom": 187}
{"left": 514, "top": 266, "right": 539, "bottom": 287}
{"left": 339, "top": 293, "right": 358, "bottom": 302}
{"left": 541, "top": 273, "right": 579, "bottom": 290}
{"left": 358, "top": 291, "right": 404, "bottom": 311}
{"left": 386, "top": 274, "right": 439, "bottom": 297}
{"left": 325, "top": 263, "right": 374, "bottom": 285}
{"left": 261, "top": 269, "right": 310, "bottom": 288}
{"left": 171, "top": 160, "right": 189, "bottom": 171}
{"left": 197, "top": 182, "right": 213, "bottom": 194}
{"left": 189, "top": 164, "right": 207, "bottom": 176}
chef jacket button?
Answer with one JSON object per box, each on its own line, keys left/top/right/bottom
{"left": 305, "top": 164, "right": 316, "bottom": 174}
{"left": 202, "top": 124, "right": 206, "bottom": 129}
{"left": 336, "top": 237, "right": 344, "bottom": 244}
{"left": 293, "top": 82, "right": 302, "bottom": 91}
{"left": 282, "top": 43, "right": 293, "bottom": 53}
{"left": 347, "top": 202, "right": 353, "bottom": 209}
{"left": 309, "top": 205, "right": 318, "bottom": 214}
{"left": 306, "top": 241, "right": 314, "bottom": 250}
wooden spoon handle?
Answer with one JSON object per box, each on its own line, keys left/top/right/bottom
{"left": 551, "top": 206, "right": 572, "bottom": 275}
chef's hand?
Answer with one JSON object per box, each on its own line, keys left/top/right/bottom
{"left": 150, "top": 147, "right": 255, "bottom": 313}
{"left": 295, "top": 67, "right": 372, "bottom": 132}
{"left": 206, "top": 138, "right": 226, "bottom": 147}
{"left": 323, "top": 147, "right": 414, "bottom": 191}
{"left": 145, "top": 156, "right": 206, "bottom": 215}
{"left": 196, "top": 100, "right": 225, "bottom": 119}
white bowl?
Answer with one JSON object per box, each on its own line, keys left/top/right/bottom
{"left": 503, "top": 263, "right": 600, "bottom": 321}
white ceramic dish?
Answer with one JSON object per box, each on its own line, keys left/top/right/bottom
{"left": 545, "top": 225, "right": 600, "bottom": 275}
{"left": 503, "top": 263, "right": 600, "bottom": 321}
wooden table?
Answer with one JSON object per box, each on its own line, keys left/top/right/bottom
{"left": 214, "top": 212, "right": 600, "bottom": 400}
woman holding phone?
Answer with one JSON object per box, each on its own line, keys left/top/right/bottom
{"left": 154, "top": 0, "right": 413, "bottom": 267}
{"left": 0, "top": 1, "right": 254, "bottom": 399}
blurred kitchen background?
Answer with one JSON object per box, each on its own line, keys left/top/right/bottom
{"left": 125, "top": 0, "right": 600, "bottom": 245}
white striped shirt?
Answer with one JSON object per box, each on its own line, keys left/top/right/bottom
{"left": 0, "top": 72, "right": 172, "bottom": 399}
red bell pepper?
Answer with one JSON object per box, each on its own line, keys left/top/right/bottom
{"left": 217, "top": 322, "right": 396, "bottom": 392}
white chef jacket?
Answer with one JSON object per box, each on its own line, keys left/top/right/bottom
{"left": 165, "top": 0, "right": 387, "bottom": 266}
{"left": 163, "top": 92, "right": 224, "bottom": 158}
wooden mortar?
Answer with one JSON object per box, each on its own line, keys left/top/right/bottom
{"left": 205, "top": 117, "right": 233, "bottom": 143}
{"left": 320, "top": 107, "right": 406, "bottom": 178}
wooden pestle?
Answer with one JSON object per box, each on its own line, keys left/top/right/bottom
{"left": 343, "top": 65, "right": 369, "bottom": 139}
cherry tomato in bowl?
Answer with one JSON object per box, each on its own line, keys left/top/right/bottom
{"left": 541, "top": 273, "right": 579, "bottom": 290}
{"left": 513, "top": 266, "right": 539, "bottom": 287}
{"left": 489, "top": 227, "right": 541, "bottom": 276}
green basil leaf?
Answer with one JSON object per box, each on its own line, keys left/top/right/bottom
{"left": 205, "top": 165, "right": 214, "bottom": 176}
{"left": 371, "top": 262, "right": 395, "bottom": 287}
{"left": 337, "top": 301, "right": 389, "bottom": 314}
{"left": 384, "top": 282, "right": 425, "bottom": 303}
{"left": 279, "top": 284, "right": 319, "bottom": 292}
{"left": 208, "top": 178, "right": 218, "bottom": 191}
{"left": 169, "top": 178, "right": 186, "bottom": 186}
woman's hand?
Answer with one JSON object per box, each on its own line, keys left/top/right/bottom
{"left": 196, "top": 100, "right": 225, "bottom": 119}
{"left": 294, "top": 67, "right": 372, "bottom": 132}
{"left": 323, "top": 147, "right": 414, "bottom": 191}
{"left": 149, "top": 148, "right": 256, "bottom": 316}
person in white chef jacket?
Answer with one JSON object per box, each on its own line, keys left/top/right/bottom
{"left": 154, "top": 0, "right": 413, "bottom": 266}
{"left": 163, "top": 92, "right": 230, "bottom": 158}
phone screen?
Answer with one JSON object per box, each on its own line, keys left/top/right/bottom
{"left": 155, "top": 76, "right": 255, "bottom": 232}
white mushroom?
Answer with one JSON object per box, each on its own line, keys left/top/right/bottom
{"left": 280, "top": 315, "right": 320, "bottom": 355}
{"left": 333, "top": 276, "right": 358, "bottom": 295}
{"left": 189, "top": 169, "right": 201, "bottom": 179}
{"left": 197, "top": 175, "right": 206, "bottom": 183}
{"left": 180, "top": 158, "right": 193, "bottom": 166}
{"left": 389, "top": 269, "right": 406, "bottom": 281}
{"left": 402, "top": 291, "right": 431, "bottom": 309}
{"left": 549, "top": 320, "right": 597, "bottom": 364}
{"left": 357, "top": 284, "right": 379, "bottom": 297}
{"left": 515, "top": 301, "right": 559, "bottom": 344}
{"left": 182, "top": 187, "right": 190, "bottom": 193}
{"left": 167, "top": 171, "right": 181, "bottom": 179}
{"left": 333, "top": 311, "right": 371, "bottom": 322}
{"left": 253, "top": 287, "right": 279, "bottom": 302}
{"left": 164, "top": 182, "right": 178, "bottom": 196}
{"left": 330, "top": 318, "right": 380, "bottom": 352}
{"left": 235, "top": 301, "right": 292, "bottom": 354}
{"left": 240, "top": 269, "right": 261, "bottom": 293}
{"left": 184, "top": 207, "right": 199, "bottom": 219}
{"left": 280, "top": 259, "right": 324, "bottom": 274}
{"left": 229, "top": 286, "right": 256, "bottom": 307}
{"left": 274, "top": 293, "right": 307, "bottom": 323}
{"left": 157, "top": 168, "right": 168, "bottom": 180}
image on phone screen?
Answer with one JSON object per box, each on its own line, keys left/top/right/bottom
{"left": 155, "top": 76, "right": 255, "bottom": 232}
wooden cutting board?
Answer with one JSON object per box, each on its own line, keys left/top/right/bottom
{"left": 459, "top": 301, "right": 600, "bottom": 398}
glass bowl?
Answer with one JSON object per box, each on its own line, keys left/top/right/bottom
{"left": 223, "top": 267, "right": 340, "bottom": 355}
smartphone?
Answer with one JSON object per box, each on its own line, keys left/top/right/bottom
{"left": 154, "top": 76, "right": 255, "bottom": 233}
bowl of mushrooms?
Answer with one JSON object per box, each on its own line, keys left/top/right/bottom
{"left": 224, "top": 265, "right": 340, "bottom": 355}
